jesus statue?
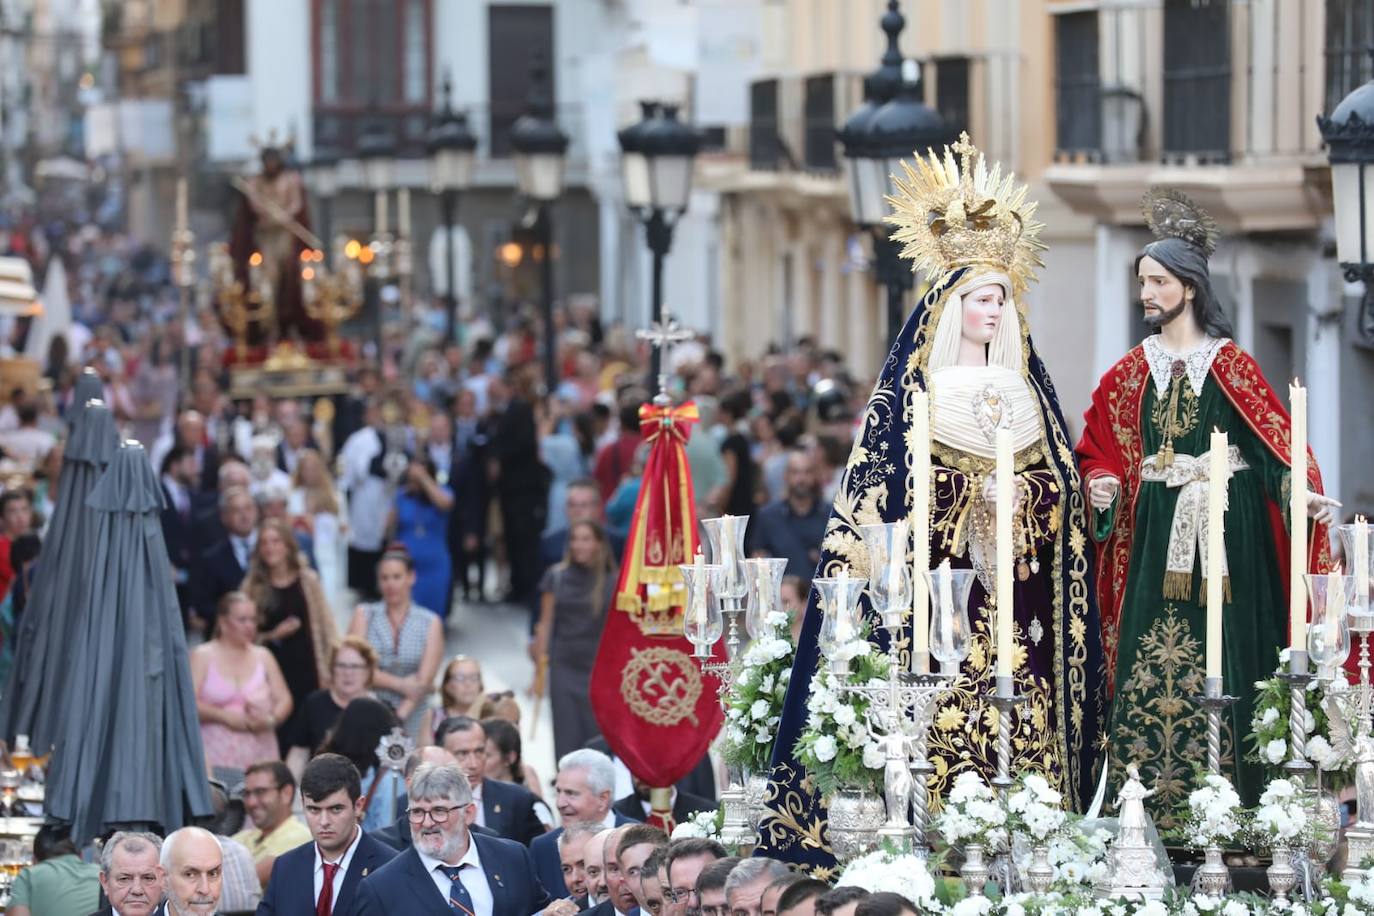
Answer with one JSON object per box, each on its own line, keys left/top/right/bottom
{"left": 1076, "top": 189, "right": 1340, "bottom": 826}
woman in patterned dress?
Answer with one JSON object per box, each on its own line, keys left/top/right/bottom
{"left": 346, "top": 546, "right": 444, "bottom": 738}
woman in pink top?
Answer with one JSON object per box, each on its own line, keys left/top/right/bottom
{"left": 190, "top": 591, "right": 292, "bottom": 775}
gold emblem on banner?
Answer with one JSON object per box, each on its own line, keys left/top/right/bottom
{"left": 620, "top": 647, "right": 702, "bottom": 726}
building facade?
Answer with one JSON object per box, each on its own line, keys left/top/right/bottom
{"left": 1043, "top": 0, "right": 1373, "bottom": 508}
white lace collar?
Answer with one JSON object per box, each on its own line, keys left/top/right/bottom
{"left": 1142, "top": 335, "right": 1229, "bottom": 398}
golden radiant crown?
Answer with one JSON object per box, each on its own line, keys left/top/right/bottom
{"left": 885, "top": 132, "right": 1045, "bottom": 296}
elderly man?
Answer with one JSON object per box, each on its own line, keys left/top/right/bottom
{"left": 585, "top": 826, "right": 635, "bottom": 916}
{"left": 162, "top": 827, "right": 224, "bottom": 916}
{"left": 256, "top": 754, "right": 397, "bottom": 915}
{"left": 350, "top": 764, "right": 572, "bottom": 916}
{"left": 373, "top": 746, "right": 462, "bottom": 851}
{"left": 531, "top": 749, "right": 637, "bottom": 897}
{"left": 436, "top": 717, "right": 544, "bottom": 845}
{"left": 662, "top": 838, "right": 727, "bottom": 916}
{"left": 723, "top": 859, "right": 792, "bottom": 916}
{"left": 580, "top": 829, "right": 611, "bottom": 909}
{"left": 93, "top": 831, "right": 164, "bottom": 916}
{"left": 232, "top": 762, "right": 311, "bottom": 888}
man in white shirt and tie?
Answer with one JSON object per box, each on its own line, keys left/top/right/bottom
{"left": 349, "top": 764, "right": 576, "bottom": 916}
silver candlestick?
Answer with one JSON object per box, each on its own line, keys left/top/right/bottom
{"left": 1283, "top": 650, "right": 1314, "bottom": 777}
{"left": 697, "top": 597, "right": 754, "bottom": 850}
{"left": 1191, "top": 676, "right": 1237, "bottom": 895}
{"left": 987, "top": 676, "right": 1025, "bottom": 894}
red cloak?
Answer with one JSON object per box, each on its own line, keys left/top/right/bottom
{"left": 1076, "top": 341, "right": 1332, "bottom": 687}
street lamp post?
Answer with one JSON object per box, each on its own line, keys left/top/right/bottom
{"left": 510, "top": 52, "right": 569, "bottom": 393}
{"left": 427, "top": 72, "right": 478, "bottom": 346}
{"left": 357, "top": 116, "right": 398, "bottom": 359}
{"left": 1318, "top": 55, "right": 1374, "bottom": 344}
{"left": 837, "top": 0, "right": 951, "bottom": 344}
{"left": 617, "top": 101, "right": 701, "bottom": 386}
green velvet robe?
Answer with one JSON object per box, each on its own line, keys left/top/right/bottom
{"left": 1096, "top": 372, "right": 1290, "bottom": 825}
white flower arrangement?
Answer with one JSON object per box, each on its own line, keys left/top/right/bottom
{"left": 1006, "top": 773, "right": 1069, "bottom": 843}
{"left": 793, "top": 642, "right": 889, "bottom": 797}
{"left": 1250, "top": 776, "right": 1310, "bottom": 847}
{"left": 935, "top": 771, "right": 1008, "bottom": 850}
{"left": 1184, "top": 773, "right": 1244, "bottom": 849}
{"left": 1249, "top": 655, "right": 1352, "bottom": 786}
{"left": 723, "top": 611, "right": 795, "bottom": 773}
{"left": 835, "top": 847, "right": 939, "bottom": 910}
{"left": 669, "top": 807, "right": 723, "bottom": 842}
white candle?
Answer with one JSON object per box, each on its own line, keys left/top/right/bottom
{"left": 375, "top": 191, "right": 388, "bottom": 236}
{"left": 398, "top": 187, "right": 411, "bottom": 239}
{"left": 1290, "top": 381, "right": 1308, "bottom": 652}
{"left": 1356, "top": 515, "right": 1370, "bottom": 612}
{"left": 912, "top": 388, "right": 931, "bottom": 672}
{"left": 175, "top": 178, "right": 188, "bottom": 232}
{"left": 995, "top": 428, "right": 1014, "bottom": 679}
{"left": 1205, "top": 428, "right": 1227, "bottom": 680}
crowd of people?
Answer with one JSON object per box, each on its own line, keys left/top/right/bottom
{"left": 0, "top": 209, "right": 884, "bottom": 913}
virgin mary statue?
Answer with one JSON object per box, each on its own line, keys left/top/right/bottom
{"left": 757, "top": 134, "right": 1105, "bottom": 870}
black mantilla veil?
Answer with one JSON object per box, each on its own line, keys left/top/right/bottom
{"left": 1138, "top": 188, "right": 1235, "bottom": 339}
{"left": 754, "top": 261, "right": 1107, "bottom": 870}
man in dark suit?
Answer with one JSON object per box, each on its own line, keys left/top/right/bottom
{"left": 531, "top": 749, "right": 638, "bottom": 899}
{"left": 194, "top": 486, "right": 258, "bottom": 623}
{"left": 372, "top": 747, "right": 501, "bottom": 852}
{"left": 489, "top": 367, "right": 549, "bottom": 603}
{"left": 436, "top": 717, "right": 545, "bottom": 846}
{"left": 346, "top": 763, "right": 574, "bottom": 916}
{"left": 91, "top": 830, "right": 165, "bottom": 916}
{"left": 160, "top": 445, "right": 216, "bottom": 629}
{"left": 612, "top": 780, "right": 715, "bottom": 827}
{"left": 255, "top": 754, "right": 397, "bottom": 915}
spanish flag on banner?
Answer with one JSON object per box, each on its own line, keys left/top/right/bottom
{"left": 589, "top": 399, "right": 722, "bottom": 831}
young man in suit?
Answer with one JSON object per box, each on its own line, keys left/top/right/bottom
{"left": 346, "top": 764, "right": 577, "bottom": 916}
{"left": 255, "top": 754, "right": 398, "bottom": 915}
{"left": 91, "top": 831, "right": 164, "bottom": 916}
{"left": 436, "top": 717, "right": 545, "bottom": 845}
{"left": 531, "top": 749, "right": 639, "bottom": 899}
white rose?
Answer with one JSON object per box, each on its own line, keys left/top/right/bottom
{"left": 1261, "top": 706, "right": 1280, "bottom": 726}
{"left": 833, "top": 705, "right": 858, "bottom": 727}
{"left": 1265, "top": 738, "right": 1288, "bottom": 765}
{"left": 862, "top": 743, "right": 885, "bottom": 769}
{"left": 750, "top": 699, "right": 770, "bottom": 721}
{"left": 813, "top": 735, "right": 838, "bottom": 763}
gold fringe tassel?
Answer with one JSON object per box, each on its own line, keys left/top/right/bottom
{"left": 1163, "top": 570, "right": 1193, "bottom": 601}
{"left": 1198, "top": 576, "right": 1232, "bottom": 604}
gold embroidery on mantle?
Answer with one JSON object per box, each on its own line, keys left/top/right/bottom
{"left": 759, "top": 762, "right": 829, "bottom": 854}
{"left": 1110, "top": 604, "right": 1233, "bottom": 831}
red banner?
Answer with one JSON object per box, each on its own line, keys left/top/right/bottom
{"left": 590, "top": 401, "right": 720, "bottom": 829}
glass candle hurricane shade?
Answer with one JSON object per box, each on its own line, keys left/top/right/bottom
{"left": 923, "top": 562, "right": 977, "bottom": 671}
{"left": 742, "top": 557, "right": 789, "bottom": 640}
{"left": 702, "top": 515, "right": 751, "bottom": 602}
{"left": 679, "top": 561, "right": 725, "bottom": 652}
{"left": 1305, "top": 573, "right": 1359, "bottom": 671}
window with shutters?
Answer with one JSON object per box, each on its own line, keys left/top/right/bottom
{"left": 488, "top": 4, "right": 555, "bottom": 158}
{"left": 803, "top": 74, "right": 837, "bottom": 172}
{"left": 1054, "top": 11, "right": 1101, "bottom": 159}
{"left": 1326, "top": 0, "right": 1374, "bottom": 114}
{"left": 750, "top": 78, "right": 780, "bottom": 171}
{"left": 935, "top": 57, "right": 970, "bottom": 141}
{"left": 1161, "top": 0, "right": 1230, "bottom": 162}
{"left": 310, "top": 0, "right": 433, "bottom": 155}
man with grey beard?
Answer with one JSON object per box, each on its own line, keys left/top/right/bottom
{"left": 161, "top": 827, "right": 223, "bottom": 916}
{"left": 348, "top": 763, "right": 574, "bottom": 916}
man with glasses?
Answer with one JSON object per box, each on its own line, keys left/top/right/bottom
{"left": 232, "top": 761, "right": 311, "bottom": 888}
{"left": 435, "top": 716, "right": 544, "bottom": 845}
{"left": 349, "top": 764, "right": 577, "bottom": 916}
{"left": 662, "top": 839, "right": 727, "bottom": 916}
{"left": 93, "top": 831, "right": 163, "bottom": 916}
{"left": 255, "top": 754, "right": 397, "bottom": 915}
